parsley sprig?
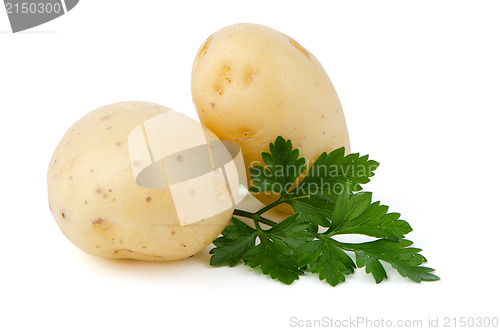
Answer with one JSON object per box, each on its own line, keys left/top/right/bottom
{"left": 210, "top": 136, "right": 439, "bottom": 286}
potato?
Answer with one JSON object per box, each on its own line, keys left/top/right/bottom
{"left": 47, "top": 101, "right": 234, "bottom": 261}
{"left": 191, "top": 23, "right": 350, "bottom": 208}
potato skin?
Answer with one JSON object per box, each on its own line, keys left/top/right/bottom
{"left": 191, "top": 24, "right": 350, "bottom": 206}
{"left": 47, "top": 101, "right": 233, "bottom": 261}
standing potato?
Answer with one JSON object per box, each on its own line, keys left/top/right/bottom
{"left": 191, "top": 23, "right": 350, "bottom": 206}
{"left": 47, "top": 101, "right": 234, "bottom": 261}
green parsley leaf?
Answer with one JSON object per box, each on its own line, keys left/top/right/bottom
{"left": 242, "top": 235, "right": 303, "bottom": 284}
{"left": 296, "top": 236, "right": 356, "bottom": 286}
{"left": 247, "top": 138, "right": 380, "bottom": 197}
{"left": 243, "top": 214, "right": 314, "bottom": 284}
{"left": 328, "top": 190, "right": 413, "bottom": 241}
{"left": 354, "top": 250, "right": 388, "bottom": 283}
{"left": 210, "top": 214, "right": 314, "bottom": 284}
{"left": 287, "top": 195, "right": 335, "bottom": 228}
{"left": 337, "top": 239, "right": 440, "bottom": 283}
{"left": 262, "top": 213, "right": 316, "bottom": 249}
{"left": 292, "top": 147, "right": 379, "bottom": 196}
{"left": 249, "top": 136, "right": 306, "bottom": 195}
{"left": 209, "top": 218, "right": 257, "bottom": 267}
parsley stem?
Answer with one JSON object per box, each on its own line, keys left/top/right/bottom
{"left": 253, "top": 219, "right": 262, "bottom": 230}
{"left": 232, "top": 196, "right": 287, "bottom": 228}
{"left": 233, "top": 209, "right": 278, "bottom": 227}
{"left": 255, "top": 197, "right": 286, "bottom": 216}
{"left": 233, "top": 209, "right": 256, "bottom": 220}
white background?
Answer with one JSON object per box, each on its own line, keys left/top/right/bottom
{"left": 1, "top": 1, "right": 499, "bottom": 330}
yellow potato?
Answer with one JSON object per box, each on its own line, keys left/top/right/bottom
{"left": 191, "top": 23, "right": 350, "bottom": 208}
{"left": 47, "top": 101, "right": 233, "bottom": 261}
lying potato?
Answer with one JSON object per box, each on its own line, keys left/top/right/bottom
{"left": 47, "top": 101, "right": 234, "bottom": 261}
{"left": 191, "top": 23, "right": 350, "bottom": 208}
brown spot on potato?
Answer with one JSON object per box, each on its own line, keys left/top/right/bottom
{"left": 176, "top": 154, "right": 184, "bottom": 162}
{"left": 68, "top": 175, "right": 73, "bottom": 180}
{"left": 112, "top": 249, "right": 163, "bottom": 259}
{"left": 100, "top": 114, "right": 112, "bottom": 121}
{"left": 181, "top": 243, "right": 186, "bottom": 248}
{"left": 234, "top": 127, "right": 262, "bottom": 141}
{"left": 91, "top": 219, "right": 112, "bottom": 234}
{"left": 214, "top": 86, "right": 223, "bottom": 96}
{"left": 92, "top": 218, "right": 104, "bottom": 224}
{"left": 171, "top": 230, "right": 176, "bottom": 235}
{"left": 210, "top": 102, "right": 215, "bottom": 110}
{"left": 105, "top": 126, "right": 112, "bottom": 130}
{"left": 90, "top": 168, "right": 94, "bottom": 173}
{"left": 145, "top": 196, "right": 152, "bottom": 203}
{"left": 115, "top": 141, "right": 122, "bottom": 147}
{"left": 96, "top": 187, "right": 103, "bottom": 194}
{"left": 243, "top": 66, "right": 256, "bottom": 90}
{"left": 84, "top": 200, "right": 88, "bottom": 204}
{"left": 190, "top": 189, "right": 196, "bottom": 196}
{"left": 284, "top": 34, "right": 310, "bottom": 59}
{"left": 95, "top": 245, "right": 100, "bottom": 248}
{"left": 61, "top": 212, "right": 65, "bottom": 218}
{"left": 213, "top": 65, "right": 233, "bottom": 96}
{"left": 198, "top": 35, "right": 213, "bottom": 59}
{"left": 103, "top": 193, "right": 108, "bottom": 199}
{"left": 114, "top": 249, "right": 131, "bottom": 254}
